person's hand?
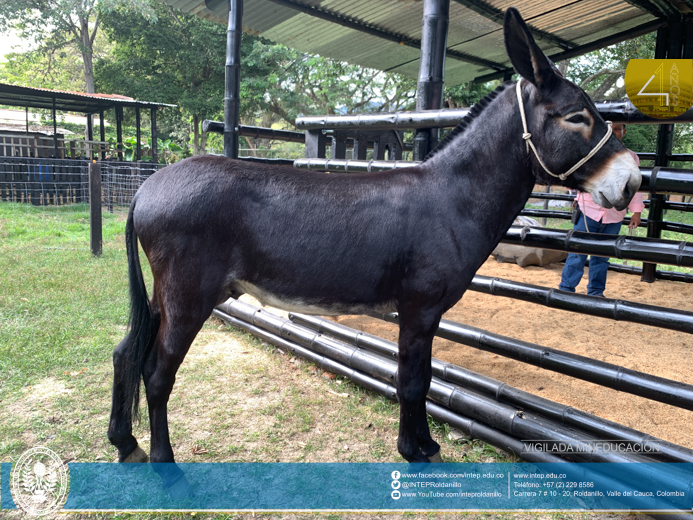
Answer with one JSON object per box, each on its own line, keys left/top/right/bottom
{"left": 629, "top": 212, "right": 641, "bottom": 229}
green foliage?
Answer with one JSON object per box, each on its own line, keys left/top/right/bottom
{"left": 241, "top": 37, "right": 417, "bottom": 124}
{"left": 97, "top": 3, "right": 224, "bottom": 119}
{"left": 564, "top": 33, "right": 656, "bottom": 99}
{"left": 622, "top": 125, "right": 657, "bottom": 155}
{"left": 117, "top": 136, "right": 183, "bottom": 163}
{"left": 443, "top": 80, "right": 499, "bottom": 109}
{"left": 0, "top": 0, "right": 156, "bottom": 93}
{"left": 0, "top": 47, "right": 87, "bottom": 92}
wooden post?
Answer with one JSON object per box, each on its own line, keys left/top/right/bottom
{"left": 52, "top": 97, "right": 59, "bottom": 158}
{"left": 87, "top": 114, "right": 94, "bottom": 160}
{"left": 135, "top": 107, "right": 141, "bottom": 161}
{"left": 116, "top": 106, "right": 124, "bottom": 161}
{"left": 89, "top": 162, "right": 102, "bottom": 256}
{"left": 151, "top": 108, "right": 159, "bottom": 164}
{"left": 100, "top": 110, "right": 106, "bottom": 161}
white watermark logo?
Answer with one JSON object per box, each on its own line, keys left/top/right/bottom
{"left": 11, "top": 446, "right": 69, "bottom": 516}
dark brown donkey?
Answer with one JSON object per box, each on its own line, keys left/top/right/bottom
{"left": 108, "top": 8, "right": 641, "bottom": 474}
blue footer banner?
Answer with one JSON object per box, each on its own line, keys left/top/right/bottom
{"left": 2, "top": 462, "right": 692, "bottom": 512}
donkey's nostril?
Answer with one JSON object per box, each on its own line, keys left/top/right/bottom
{"left": 622, "top": 182, "right": 633, "bottom": 201}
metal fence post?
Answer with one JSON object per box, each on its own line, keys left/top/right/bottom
{"left": 413, "top": 0, "right": 449, "bottom": 161}
{"left": 89, "top": 162, "right": 102, "bottom": 256}
{"left": 641, "top": 23, "right": 680, "bottom": 282}
{"left": 305, "top": 130, "right": 326, "bottom": 159}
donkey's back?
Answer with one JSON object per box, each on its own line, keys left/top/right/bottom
{"left": 132, "top": 155, "right": 460, "bottom": 316}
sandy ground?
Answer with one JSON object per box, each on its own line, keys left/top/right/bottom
{"left": 333, "top": 258, "right": 693, "bottom": 450}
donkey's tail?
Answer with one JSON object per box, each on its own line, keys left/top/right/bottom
{"left": 122, "top": 198, "right": 159, "bottom": 420}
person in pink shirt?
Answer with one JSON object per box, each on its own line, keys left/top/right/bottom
{"left": 558, "top": 123, "right": 645, "bottom": 296}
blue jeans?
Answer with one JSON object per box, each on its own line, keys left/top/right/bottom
{"left": 559, "top": 214, "right": 623, "bottom": 296}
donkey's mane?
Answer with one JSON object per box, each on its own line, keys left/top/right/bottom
{"left": 423, "top": 80, "right": 514, "bottom": 162}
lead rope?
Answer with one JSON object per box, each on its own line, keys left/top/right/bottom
{"left": 515, "top": 80, "right": 613, "bottom": 181}
{"left": 580, "top": 191, "right": 590, "bottom": 233}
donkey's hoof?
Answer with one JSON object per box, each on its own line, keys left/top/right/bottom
{"left": 428, "top": 451, "right": 444, "bottom": 463}
{"left": 123, "top": 445, "right": 149, "bottom": 463}
{"left": 166, "top": 475, "right": 193, "bottom": 499}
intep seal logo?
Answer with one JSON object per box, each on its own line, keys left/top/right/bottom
{"left": 11, "top": 446, "right": 69, "bottom": 516}
{"left": 625, "top": 59, "right": 693, "bottom": 118}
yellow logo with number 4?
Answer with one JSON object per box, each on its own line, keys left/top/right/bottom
{"left": 624, "top": 59, "right": 693, "bottom": 118}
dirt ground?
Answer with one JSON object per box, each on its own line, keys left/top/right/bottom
{"left": 333, "top": 257, "right": 693, "bottom": 450}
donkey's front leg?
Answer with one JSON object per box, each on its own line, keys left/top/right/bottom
{"left": 396, "top": 307, "right": 442, "bottom": 462}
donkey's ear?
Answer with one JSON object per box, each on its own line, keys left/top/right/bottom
{"left": 504, "top": 7, "right": 559, "bottom": 89}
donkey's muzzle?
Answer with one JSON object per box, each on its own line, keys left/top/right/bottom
{"left": 587, "top": 151, "right": 642, "bottom": 211}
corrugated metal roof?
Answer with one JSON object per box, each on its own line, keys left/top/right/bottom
{"left": 0, "top": 83, "right": 175, "bottom": 113}
{"left": 161, "top": 0, "right": 670, "bottom": 86}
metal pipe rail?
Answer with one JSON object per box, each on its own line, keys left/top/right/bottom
{"left": 638, "top": 153, "right": 693, "bottom": 162}
{"left": 293, "top": 158, "right": 415, "bottom": 173}
{"left": 501, "top": 226, "right": 693, "bottom": 267}
{"left": 644, "top": 200, "right": 693, "bottom": 212}
{"left": 606, "top": 262, "right": 693, "bottom": 282}
{"left": 530, "top": 193, "right": 693, "bottom": 212}
{"left": 296, "top": 108, "right": 471, "bottom": 131}
{"left": 529, "top": 192, "right": 575, "bottom": 201}
{"left": 216, "top": 299, "right": 663, "bottom": 464}
{"left": 376, "top": 312, "right": 693, "bottom": 412}
{"left": 290, "top": 313, "right": 693, "bottom": 463}
{"left": 640, "top": 167, "right": 693, "bottom": 195}
{"left": 295, "top": 101, "right": 693, "bottom": 132}
{"left": 237, "top": 156, "right": 295, "bottom": 166}
{"left": 518, "top": 210, "right": 693, "bottom": 236}
{"left": 520, "top": 209, "right": 572, "bottom": 220}
{"left": 468, "top": 275, "right": 693, "bottom": 334}
{"left": 203, "top": 120, "right": 306, "bottom": 143}
{"left": 212, "top": 306, "right": 564, "bottom": 463}
{"left": 293, "top": 160, "right": 693, "bottom": 197}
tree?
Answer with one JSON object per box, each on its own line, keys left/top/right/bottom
{"left": 96, "top": 2, "right": 227, "bottom": 154}
{"left": 97, "top": 5, "right": 419, "bottom": 154}
{"left": 0, "top": 0, "right": 154, "bottom": 93}
{"left": 561, "top": 33, "right": 656, "bottom": 101}
{"left": 240, "top": 38, "right": 417, "bottom": 127}
{"left": 0, "top": 30, "right": 111, "bottom": 93}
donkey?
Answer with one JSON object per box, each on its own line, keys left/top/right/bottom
{"left": 108, "top": 8, "right": 641, "bottom": 469}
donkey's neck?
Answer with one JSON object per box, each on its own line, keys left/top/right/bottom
{"left": 422, "top": 83, "right": 537, "bottom": 249}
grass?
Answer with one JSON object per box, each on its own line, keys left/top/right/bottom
{"left": 2, "top": 202, "right": 570, "bottom": 520}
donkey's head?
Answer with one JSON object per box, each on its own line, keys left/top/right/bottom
{"left": 504, "top": 8, "right": 641, "bottom": 210}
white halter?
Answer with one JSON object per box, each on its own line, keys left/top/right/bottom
{"left": 516, "top": 80, "right": 613, "bottom": 181}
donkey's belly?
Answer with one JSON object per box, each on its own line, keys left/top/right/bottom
{"left": 232, "top": 280, "right": 397, "bottom": 316}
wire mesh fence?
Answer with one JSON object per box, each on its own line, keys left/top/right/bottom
{"left": 0, "top": 157, "right": 163, "bottom": 211}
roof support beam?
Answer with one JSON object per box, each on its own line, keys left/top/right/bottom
{"left": 224, "top": 0, "right": 243, "bottom": 159}
{"left": 265, "top": 0, "right": 505, "bottom": 71}
{"left": 473, "top": 18, "right": 668, "bottom": 83}
{"left": 450, "top": 0, "right": 577, "bottom": 50}
{"left": 414, "top": 0, "right": 449, "bottom": 160}
{"left": 52, "top": 97, "right": 58, "bottom": 158}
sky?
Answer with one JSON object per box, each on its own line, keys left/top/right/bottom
{"left": 0, "top": 28, "right": 36, "bottom": 61}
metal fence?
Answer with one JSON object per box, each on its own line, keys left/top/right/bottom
{"left": 0, "top": 157, "right": 163, "bottom": 209}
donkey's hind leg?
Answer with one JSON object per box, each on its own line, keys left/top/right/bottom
{"left": 142, "top": 277, "right": 218, "bottom": 466}
{"left": 108, "top": 290, "right": 162, "bottom": 463}
{"left": 108, "top": 332, "right": 151, "bottom": 462}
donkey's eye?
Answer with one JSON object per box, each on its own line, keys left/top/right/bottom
{"left": 566, "top": 114, "right": 587, "bottom": 124}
